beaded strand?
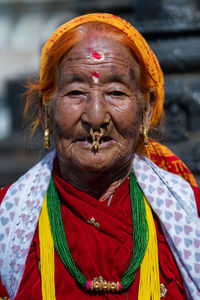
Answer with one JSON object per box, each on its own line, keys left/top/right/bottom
{"left": 46, "top": 172, "right": 149, "bottom": 292}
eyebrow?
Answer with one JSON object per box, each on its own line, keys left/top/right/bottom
{"left": 102, "top": 74, "right": 131, "bottom": 85}
{"left": 58, "top": 73, "right": 88, "bottom": 88}
{"left": 58, "top": 71, "right": 135, "bottom": 89}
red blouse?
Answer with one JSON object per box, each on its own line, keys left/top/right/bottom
{"left": 1, "top": 158, "right": 195, "bottom": 299}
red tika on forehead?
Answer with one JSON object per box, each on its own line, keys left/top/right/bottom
{"left": 91, "top": 51, "right": 103, "bottom": 60}
{"left": 92, "top": 71, "right": 100, "bottom": 78}
{"left": 91, "top": 71, "right": 100, "bottom": 84}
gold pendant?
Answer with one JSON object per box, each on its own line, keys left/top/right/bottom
{"left": 89, "top": 128, "right": 104, "bottom": 151}
{"left": 90, "top": 276, "right": 121, "bottom": 292}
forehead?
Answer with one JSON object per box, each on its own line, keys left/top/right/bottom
{"left": 58, "top": 37, "right": 137, "bottom": 76}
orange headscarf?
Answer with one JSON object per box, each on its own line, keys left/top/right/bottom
{"left": 40, "top": 13, "right": 164, "bottom": 127}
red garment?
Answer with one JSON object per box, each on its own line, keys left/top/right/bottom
{"left": 0, "top": 159, "right": 192, "bottom": 299}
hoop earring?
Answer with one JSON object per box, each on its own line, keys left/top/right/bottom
{"left": 142, "top": 110, "right": 149, "bottom": 147}
{"left": 44, "top": 107, "right": 50, "bottom": 150}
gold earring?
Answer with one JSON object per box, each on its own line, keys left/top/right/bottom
{"left": 90, "top": 128, "right": 104, "bottom": 151}
{"left": 142, "top": 110, "right": 149, "bottom": 147}
{"left": 44, "top": 106, "right": 50, "bottom": 149}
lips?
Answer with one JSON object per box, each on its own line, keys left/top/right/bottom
{"left": 75, "top": 136, "right": 113, "bottom": 144}
{"left": 99, "top": 136, "right": 112, "bottom": 143}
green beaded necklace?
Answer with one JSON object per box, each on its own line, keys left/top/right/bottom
{"left": 46, "top": 172, "right": 149, "bottom": 292}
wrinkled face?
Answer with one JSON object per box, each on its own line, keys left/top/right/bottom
{"left": 50, "top": 38, "right": 146, "bottom": 174}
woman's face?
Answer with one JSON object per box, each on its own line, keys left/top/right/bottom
{"left": 48, "top": 37, "right": 153, "bottom": 175}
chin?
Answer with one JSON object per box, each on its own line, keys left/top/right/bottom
{"left": 72, "top": 148, "right": 132, "bottom": 175}
{"left": 72, "top": 154, "right": 114, "bottom": 173}
{"left": 57, "top": 141, "right": 135, "bottom": 175}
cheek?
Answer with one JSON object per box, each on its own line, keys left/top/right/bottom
{"left": 53, "top": 99, "right": 81, "bottom": 136}
{"left": 113, "top": 102, "right": 142, "bottom": 136}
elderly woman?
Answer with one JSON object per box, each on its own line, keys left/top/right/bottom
{"left": 0, "top": 13, "right": 200, "bottom": 300}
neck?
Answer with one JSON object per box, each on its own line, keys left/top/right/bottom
{"left": 57, "top": 159, "right": 132, "bottom": 200}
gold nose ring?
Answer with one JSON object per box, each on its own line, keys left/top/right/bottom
{"left": 89, "top": 128, "right": 104, "bottom": 151}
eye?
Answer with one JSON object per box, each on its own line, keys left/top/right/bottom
{"left": 108, "top": 91, "right": 126, "bottom": 96}
{"left": 67, "top": 90, "right": 84, "bottom": 96}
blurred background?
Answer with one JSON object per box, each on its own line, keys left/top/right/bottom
{"left": 0, "top": 0, "right": 200, "bottom": 186}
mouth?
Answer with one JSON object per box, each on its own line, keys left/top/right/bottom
{"left": 76, "top": 136, "right": 113, "bottom": 145}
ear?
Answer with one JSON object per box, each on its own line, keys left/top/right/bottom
{"left": 143, "top": 88, "right": 157, "bottom": 133}
{"left": 39, "top": 94, "right": 45, "bottom": 131}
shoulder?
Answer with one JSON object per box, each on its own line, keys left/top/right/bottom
{"left": 148, "top": 140, "right": 200, "bottom": 216}
{"left": 0, "top": 187, "right": 10, "bottom": 297}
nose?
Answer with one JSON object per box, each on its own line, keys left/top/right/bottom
{"left": 81, "top": 91, "right": 110, "bottom": 129}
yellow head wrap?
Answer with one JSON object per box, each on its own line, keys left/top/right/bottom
{"left": 40, "top": 13, "right": 164, "bottom": 126}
